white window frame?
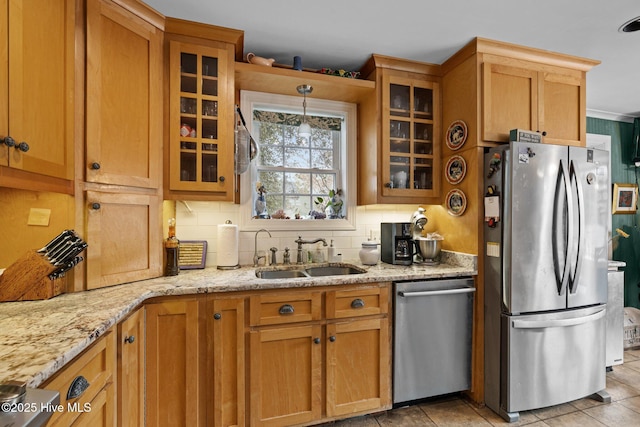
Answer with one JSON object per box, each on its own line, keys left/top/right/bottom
{"left": 239, "top": 90, "right": 357, "bottom": 232}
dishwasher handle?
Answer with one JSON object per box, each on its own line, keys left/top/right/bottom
{"left": 397, "top": 287, "right": 476, "bottom": 298}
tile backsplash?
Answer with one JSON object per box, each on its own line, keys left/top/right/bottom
{"left": 175, "top": 201, "right": 420, "bottom": 267}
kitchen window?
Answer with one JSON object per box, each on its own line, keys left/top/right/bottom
{"left": 239, "top": 91, "right": 356, "bottom": 231}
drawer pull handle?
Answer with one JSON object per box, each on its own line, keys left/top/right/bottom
{"left": 279, "top": 304, "right": 294, "bottom": 315}
{"left": 124, "top": 335, "right": 135, "bottom": 344}
{"left": 351, "top": 298, "right": 365, "bottom": 309}
{"left": 67, "top": 375, "right": 90, "bottom": 400}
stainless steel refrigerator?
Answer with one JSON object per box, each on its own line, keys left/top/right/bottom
{"left": 484, "top": 141, "right": 610, "bottom": 422}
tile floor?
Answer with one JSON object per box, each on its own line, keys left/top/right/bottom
{"left": 322, "top": 349, "right": 640, "bottom": 427}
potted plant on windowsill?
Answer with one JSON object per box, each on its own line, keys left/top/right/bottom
{"left": 313, "top": 189, "right": 343, "bottom": 219}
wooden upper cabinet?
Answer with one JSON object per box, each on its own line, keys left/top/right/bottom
{"left": 0, "top": 0, "right": 75, "bottom": 187}
{"left": 84, "top": 190, "right": 162, "bottom": 289}
{"left": 482, "top": 63, "right": 538, "bottom": 143}
{"left": 539, "top": 71, "right": 585, "bottom": 145}
{"left": 482, "top": 61, "right": 586, "bottom": 146}
{"left": 167, "top": 41, "right": 234, "bottom": 196}
{"left": 85, "top": 0, "right": 162, "bottom": 189}
{"left": 358, "top": 55, "right": 442, "bottom": 205}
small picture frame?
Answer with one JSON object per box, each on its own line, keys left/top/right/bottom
{"left": 178, "top": 240, "right": 208, "bottom": 269}
{"left": 612, "top": 183, "right": 639, "bottom": 214}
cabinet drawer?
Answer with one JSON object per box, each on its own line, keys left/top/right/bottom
{"left": 43, "top": 329, "right": 116, "bottom": 426}
{"left": 326, "top": 286, "right": 389, "bottom": 319}
{"left": 250, "top": 291, "right": 322, "bottom": 326}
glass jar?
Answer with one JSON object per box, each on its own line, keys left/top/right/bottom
{"left": 359, "top": 241, "right": 380, "bottom": 265}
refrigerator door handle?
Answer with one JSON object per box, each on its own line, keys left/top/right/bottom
{"left": 552, "top": 159, "right": 572, "bottom": 296}
{"left": 511, "top": 308, "right": 605, "bottom": 329}
{"left": 568, "top": 160, "right": 585, "bottom": 293}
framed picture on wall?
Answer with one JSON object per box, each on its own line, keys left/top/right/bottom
{"left": 612, "top": 183, "right": 639, "bottom": 214}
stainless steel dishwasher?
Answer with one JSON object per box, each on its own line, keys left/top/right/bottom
{"left": 393, "top": 277, "right": 475, "bottom": 404}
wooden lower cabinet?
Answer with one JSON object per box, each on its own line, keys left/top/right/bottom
{"left": 138, "top": 285, "right": 390, "bottom": 427}
{"left": 42, "top": 328, "right": 116, "bottom": 427}
{"left": 249, "top": 324, "right": 323, "bottom": 426}
{"left": 117, "top": 307, "right": 145, "bottom": 427}
{"left": 249, "top": 284, "right": 392, "bottom": 426}
{"left": 145, "top": 298, "right": 204, "bottom": 427}
{"left": 326, "top": 318, "right": 390, "bottom": 417}
{"left": 207, "top": 296, "right": 247, "bottom": 427}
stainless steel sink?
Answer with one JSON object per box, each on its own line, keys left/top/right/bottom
{"left": 255, "top": 263, "right": 365, "bottom": 279}
{"left": 304, "top": 265, "right": 366, "bottom": 277}
{"left": 255, "top": 269, "right": 308, "bottom": 279}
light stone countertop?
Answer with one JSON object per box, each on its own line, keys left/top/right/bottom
{"left": 0, "top": 251, "right": 476, "bottom": 388}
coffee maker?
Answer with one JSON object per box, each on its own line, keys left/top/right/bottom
{"left": 381, "top": 222, "right": 414, "bottom": 265}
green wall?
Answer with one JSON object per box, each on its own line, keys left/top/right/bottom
{"left": 587, "top": 117, "right": 640, "bottom": 307}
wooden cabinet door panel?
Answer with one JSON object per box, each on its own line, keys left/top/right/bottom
{"left": 85, "top": 191, "right": 162, "bottom": 289}
{"left": 86, "top": 0, "right": 162, "bottom": 188}
{"left": 482, "top": 62, "right": 538, "bottom": 142}
{"left": 4, "top": 0, "right": 75, "bottom": 178}
{"left": 118, "top": 307, "right": 144, "bottom": 427}
{"left": 249, "top": 291, "right": 322, "bottom": 326}
{"left": 250, "top": 325, "right": 322, "bottom": 426}
{"left": 43, "top": 330, "right": 116, "bottom": 427}
{"left": 69, "top": 386, "right": 114, "bottom": 427}
{"left": 146, "top": 299, "right": 202, "bottom": 427}
{"left": 209, "top": 297, "right": 246, "bottom": 427}
{"left": 540, "top": 72, "right": 584, "bottom": 146}
{"left": 326, "top": 318, "right": 391, "bottom": 417}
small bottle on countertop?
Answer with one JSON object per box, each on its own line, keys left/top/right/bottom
{"left": 165, "top": 218, "right": 180, "bottom": 276}
{"left": 328, "top": 240, "right": 336, "bottom": 262}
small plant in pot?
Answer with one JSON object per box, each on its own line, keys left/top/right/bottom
{"left": 314, "top": 189, "right": 343, "bottom": 219}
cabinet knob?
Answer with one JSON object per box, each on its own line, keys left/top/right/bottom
{"left": 3, "top": 136, "right": 15, "bottom": 147}
{"left": 279, "top": 304, "right": 294, "bottom": 315}
{"left": 124, "top": 335, "right": 135, "bottom": 344}
{"left": 384, "top": 181, "right": 393, "bottom": 188}
{"left": 219, "top": 176, "right": 225, "bottom": 182}
{"left": 351, "top": 298, "right": 365, "bottom": 309}
{"left": 313, "top": 337, "right": 321, "bottom": 344}
{"left": 213, "top": 313, "right": 222, "bottom": 320}
{"left": 91, "top": 202, "right": 101, "bottom": 210}
{"left": 329, "top": 335, "right": 336, "bottom": 342}
{"left": 90, "top": 162, "right": 101, "bottom": 170}
{"left": 15, "top": 142, "right": 29, "bottom": 152}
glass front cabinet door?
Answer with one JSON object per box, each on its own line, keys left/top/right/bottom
{"left": 381, "top": 75, "right": 440, "bottom": 198}
{"left": 168, "top": 41, "right": 232, "bottom": 194}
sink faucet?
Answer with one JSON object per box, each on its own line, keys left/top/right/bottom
{"left": 253, "top": 229, "right": 272, "bottom": 266}
{"left": 294, "top": 236, "right": 327, "bottom": 264}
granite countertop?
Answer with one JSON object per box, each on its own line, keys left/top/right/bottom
{"left": 0, "top": 251, "right": 476, "bottom": 389}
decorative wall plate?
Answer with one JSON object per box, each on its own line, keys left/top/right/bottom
{"left": 445, "top": 155, "right": 467, "bottom": 185}
{"left": 445, "top": 120, "right": 468, "bottom": 151}
{"left": 446, "top": 189, "right": 467, "bottom": 216}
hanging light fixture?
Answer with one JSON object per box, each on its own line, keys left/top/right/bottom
{"left": 297, "top": 84, "right": 313, "bottom": 140}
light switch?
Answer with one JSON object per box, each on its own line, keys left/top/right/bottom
{"left": 27, "top": 208, "right": 51, "bottom": 226}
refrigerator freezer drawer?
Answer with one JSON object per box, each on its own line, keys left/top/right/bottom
{"left": 504, "top": 305, "right": 606, "bottom": 413}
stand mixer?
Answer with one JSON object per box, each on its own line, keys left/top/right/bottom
{"left": 410, "top": 207, "right": 443, "bottom": 265}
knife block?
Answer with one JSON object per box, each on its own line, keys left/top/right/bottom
{"left": 0, "top": 250, "right": 67, "bottom": 302}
